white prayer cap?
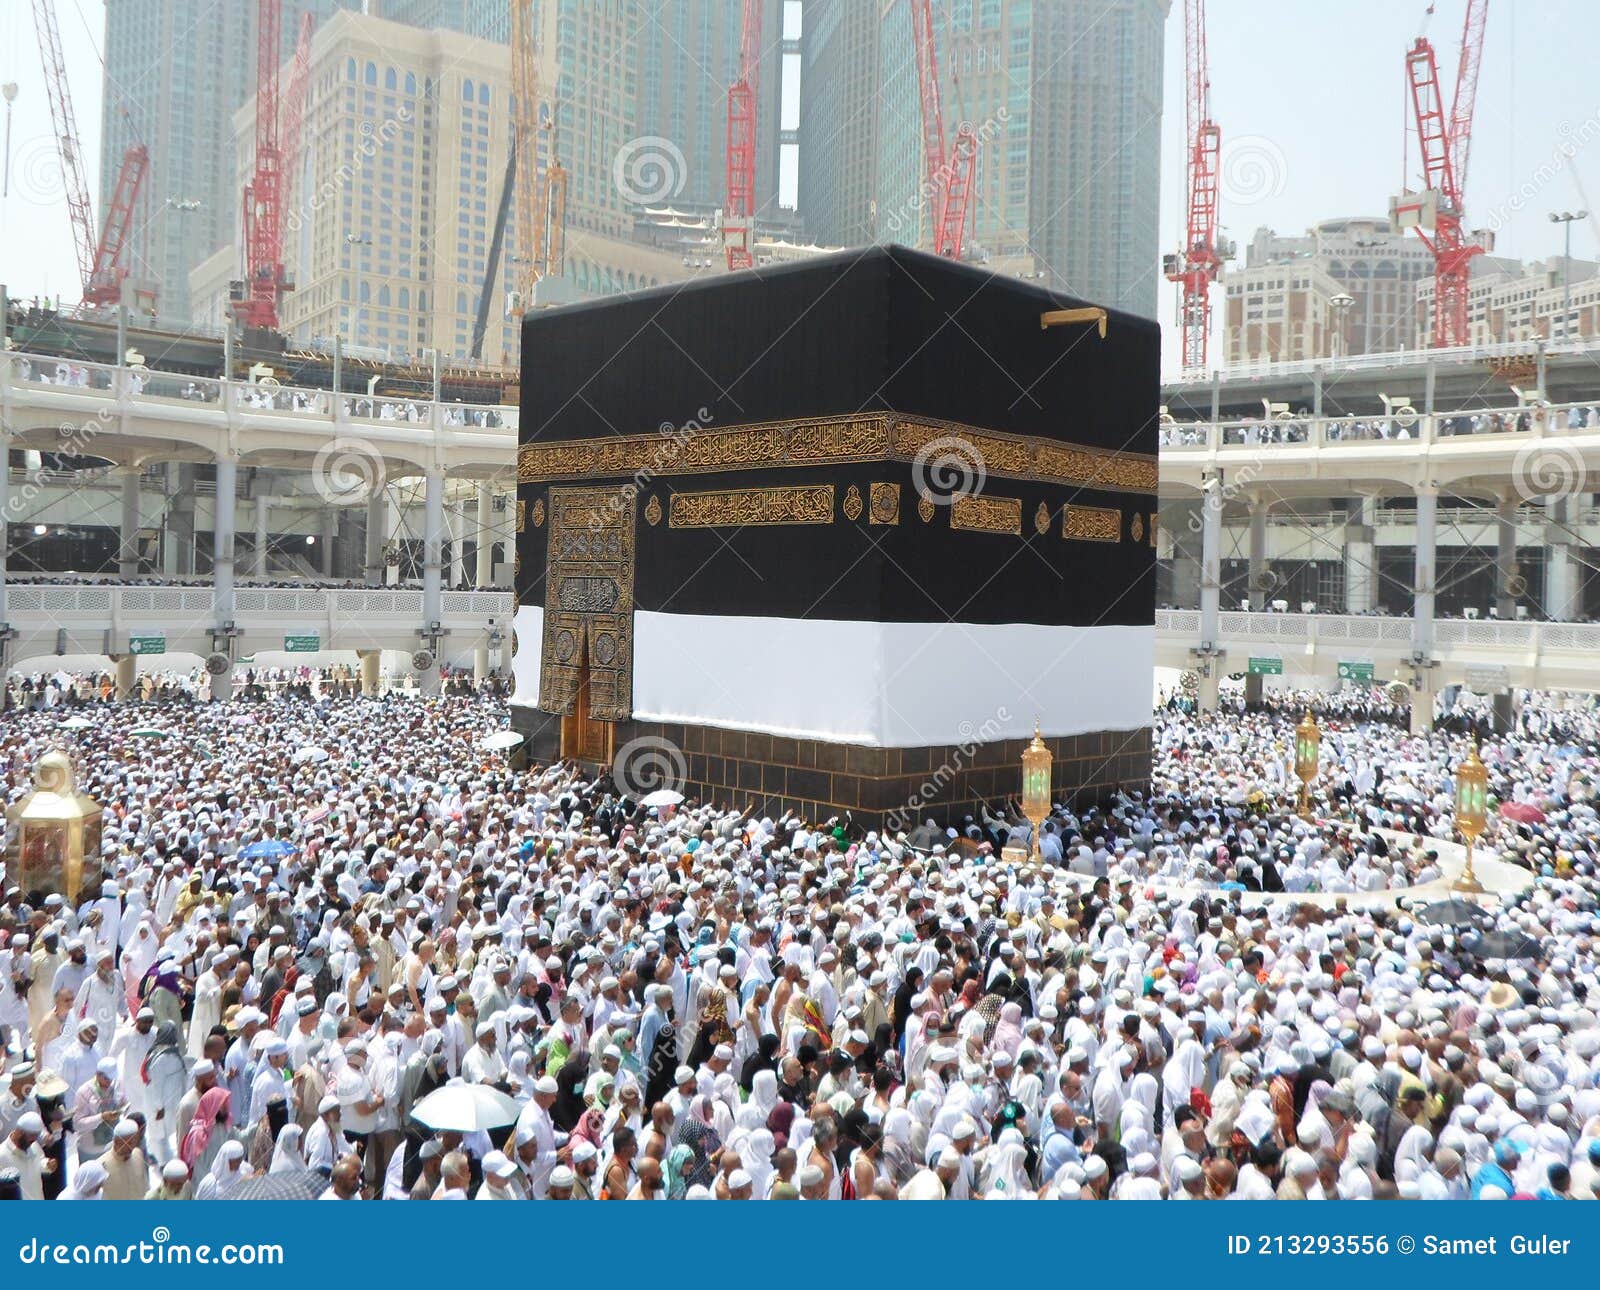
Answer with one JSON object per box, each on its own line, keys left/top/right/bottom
{"left": 113, "top": 1119, "right": 139, "bottom": 1138}
{"left": 15, "top": 1112, "right": 43, "bottom": 1136}
{"left": 162, "top": 1160, "right": 189, "bottom": 1182}
{"left": 534, "top": 1075, "right": 559, "bottom": 1095}
{"left": 1174, "top": 1155, "right": 1202, "bottom": 1183}
{"left": 935, "top": 1148, "right": 961, "bottom": 1169}
{"left": 192, "top": 1059, "right": 216, "bottom": 1077}
{"left": 483, "top": 1151, "right": 518, "bottom": 1180}
{"left": 571, "top": 1141, "right": 598, "bottom": 1163}
{"left": 318, "top": 1094, "right": 340, "bottom": 1114}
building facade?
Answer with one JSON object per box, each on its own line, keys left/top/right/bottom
{"left": 1416, "top": 256, "right": 1600, "bottom": 349}
{"left": 270, "top": 11, "right": 544, "bottom": 365}
{"left": 98, "top": 0, "right": 362, "bottom": 324}
{"left": 798, "top": 0, "right": 883, "bottom": 248}
{"left": 1224, "top": 260, "right": 1341, "bottom": 365}
{"left": 1239, "top": 218, "right": 1435, "bottom": 360}
{"left": 824, "top": 0, "right": 1167, "bottom": 318}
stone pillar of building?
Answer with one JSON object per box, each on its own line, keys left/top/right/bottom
{"left": 1197, "top": 476, "right": 1223, "bottom": 714}
{"left": 419, "top": 469, "right": 444, "bottom": 696}
{"left": 475, "top": 483, "right": 495, "bottom": 587}
{"left": 254, "top": 495, "right": 270, "bottom": 579}
{"left": 364, "top": 484, "right": 387, "bottom": 585}
{"left": 1545, "top": 495, "right": 1582, "bottom": 620}
{"left": 1410, "top": 483, "right": 1438, "bottom": 734}
{"left": 1493, "top": 493, "right": 1519, "bottom": 732}
{"left": 1244, "top": 497, "right": 1269, "bottom": 707}
{"left": 117, "top": 467, "right": 142, "bottom": 578}
{"left": 320, "top": 507, "right": 336, "bottom": 578}
{"left": 210, "top": 456, "right": 237, "bottom": 702}
{"left": 113, "top": 654, "right": 136, "bottom": 702}
{"left": 1344, "top": 496, "right": 1377, "bottom": 613}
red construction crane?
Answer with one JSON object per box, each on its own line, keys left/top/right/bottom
{"left": 1397, "top": 0, "right": 1489, "bottom": 348}
{"left": 910, "top": 0, "right": 977, "bottom": 261}
{"left": 723, "top": 0, "right": 763, "bottom": 270}
{"left": 1164, "top": 0, "right": 1224, "bottom": 373}
{"left": 235, "top": 0, "right": 292, "bottom": 330}
{"left": 31, "top": 0, "right": 149, "bottom": 308}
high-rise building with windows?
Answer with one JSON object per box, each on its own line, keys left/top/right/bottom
{"left": 815, "top": 0, "right": 1167, "bottom": 318}
{"left": 270, "top": 10, "right": 552, "bottom": 365}
{"left": 635, "top": 0, "right": 783, "bottom": 216}
{"left": 798, "top": 0, "right": 883, "bottom": 248}
{"left": 381, "top": 0, "right": 514, "bottom": 43}
{"left": 98, "top": 0, "right": 361, "bottom": 324}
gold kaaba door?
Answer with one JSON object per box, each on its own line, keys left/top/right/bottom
{"left": 540, "top": 486, "right": 635, "bottom": 765}
{"left": 560, "top": 648, "right": 616, "bottom": 764}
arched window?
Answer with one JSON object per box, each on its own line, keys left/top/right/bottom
{"left": 384, "top": 67, "right": 397, "bottom": 90}
{"left": 398, "top": 287, "right": 410, "bottom": 309}
{"left": 405, "top": 72, "right": 416, "bottom": 95}
{"left": 346, "top": 58, "right": 357, "bottom": 81}
{"left": 462, "top": 78, "right": 475, "bottom": 103}
{"left": 456, "top": 290, "right": 467, "bottom": 314}
{"left": 359, "top": 282, "right": 371, "bottom": 304}
{"left": 340, "top": 280, "right": 350, "bottom": 301}
{"left": 364, "top": 61, "right": 377, "bottom": 86}
{"left": 417, "top": 290, "right": 426, "bottom": 312}
{"left": 478, "top": 83, "right": 490, "bottom": 106}
{"left": 377, "top": 284, "right": 391, "bottom": 306}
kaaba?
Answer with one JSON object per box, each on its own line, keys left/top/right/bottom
{"left": 512, "top": 245, "right": 1156, "bottom": 828}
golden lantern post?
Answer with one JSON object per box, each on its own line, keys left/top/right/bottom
{"left": 4, "top": 750, "right": 105, "bottom": 904}
{"left": 1294, "top": 711, "right": 1321, "bottom": 821}
{"left": 1021, "top": 723, "right": 1053, "bottom": 862}
{"left": 1452, "top": 742, "right": 1489, "bottom": 894}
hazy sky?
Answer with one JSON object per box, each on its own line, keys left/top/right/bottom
{"left": 2, "top": 1, "right": 1598, "bottom": 379}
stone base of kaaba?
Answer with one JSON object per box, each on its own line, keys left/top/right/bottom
{"left": 510, "top": 706, "right": 1151, "bottom": 831}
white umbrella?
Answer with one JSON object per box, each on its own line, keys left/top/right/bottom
{"left": 410, "top": 1081, "right": 522, "bottom": 1133}
{"left": 640, "top": 788, "right": 685, "bottom": 807}
{"left": 292, "top": 745, "right": 329, "bottom": 764}
{"left": 480, "top": 731, "right": 524, "bottom": 751}
{"left": 57, "top": 717, "right": 94, "bottom": 730}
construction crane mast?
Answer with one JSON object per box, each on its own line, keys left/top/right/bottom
{"left": 1164, "top": 0, "right": 1224, "bottom": 373}
{"left": 31, "top": 0, "right": 149, "bottom": 308}
{"left": 1397, "top": 0, "right": 1489, "bottom": 348}
{"left": 507, "top": 0, "right": 567, "bottom": 323}
{"left": 723, "top": 0, "right": 763, "bottom": 270}
{"left": 235, "top": 0, "right": 292, "bottom": 330}
{"left": 910, "top": 0, "right": 977, "bottom": 261}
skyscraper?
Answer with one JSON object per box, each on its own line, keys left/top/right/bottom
{"left": 1028, "top": 0, "right": 1168, "bottom": 318}
{"left": 798, "top": 0, "right": 882, "bottom": 248}
{"left": 274, "top": 10, "right": 544, "bottom": 365}
{"left": 98, "top": 0, "right": 361, "bottom": 324}
{"left": 635, "top": 0, "right": 783, "bottom": 216}
{"left": 812, "top": 0, "right": 1168, "bottom": 319}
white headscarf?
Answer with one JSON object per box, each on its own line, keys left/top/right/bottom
{"left": 270, "top": 1122, "right": 306, "bottom": 1174}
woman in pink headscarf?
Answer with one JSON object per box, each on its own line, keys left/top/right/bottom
{"left": 179, "top": 1085, "right": 233, "bottom": 1178}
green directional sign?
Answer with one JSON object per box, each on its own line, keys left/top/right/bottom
{"left": 128, "top": 635, "right": 166, "bottom": 656}
{"left": 1338, "top": 660, "right": 1375, "bottom": 683}
{"left": 283, "top": 634, "right": 321, "bottom": 653}
{"left": 1247, "top": 656, "right": 1283, "bottom": 676}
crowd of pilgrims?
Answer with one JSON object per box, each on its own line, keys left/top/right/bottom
{"left": 0, "top": 681, "right": 1597, "bottom": 1199}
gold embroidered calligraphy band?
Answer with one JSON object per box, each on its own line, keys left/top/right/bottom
{"left": 668, "top": 485, "right": 837, "bottom": 529}
{"left": 518, "top": 413, "right": 1157, "bottom": 495}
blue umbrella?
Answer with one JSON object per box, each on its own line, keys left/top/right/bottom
{"left": 240, "top": 838, "right": 296, "bottom": 860}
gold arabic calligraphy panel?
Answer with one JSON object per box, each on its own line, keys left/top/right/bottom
{"left": 539, "top": 486, "right": 635, "bottom": 721}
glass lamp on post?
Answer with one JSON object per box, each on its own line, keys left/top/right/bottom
{"left": 4, "top": 750, "right": 104, "bottom": 905}
{"left": 1294, "top": 711, "right": 1321, "bottom": 820}
{"left": 1452, "top": 742, "right": 1489, "bottom": 893}
{"left": 1021, "top": 724, "right": 1053, "bottom": 862}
